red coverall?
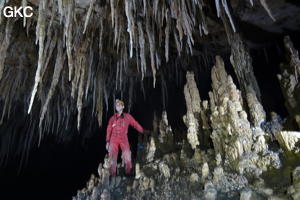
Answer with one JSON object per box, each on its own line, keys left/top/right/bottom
{"left": 106, "top": 113, "right": 144, "bottom": 176}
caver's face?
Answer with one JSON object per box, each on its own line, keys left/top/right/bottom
{"left": 115, "top": 102, "right": 124, "bottom": 113}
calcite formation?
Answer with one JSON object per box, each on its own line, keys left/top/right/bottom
{"left": 183, "top": 71, "right": 201, "bottom": 149}
{"left": 209, "top": 56, "right": 280, "bottom": 175}
{"left": 210, "top": 56, "right": 253, "bottom": 166}
{"left": 278, "top": 36, "right": 300, "bottom": 129}
{"left": 275, "top": 131, "right": 300, "bottom": 152}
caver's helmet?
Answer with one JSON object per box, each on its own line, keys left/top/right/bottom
{"left": 115, "top": 99, "right": 125, "bottom": 105}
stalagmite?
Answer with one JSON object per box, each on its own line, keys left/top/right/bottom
{"left": 210, "top": 56, "right": 280, "bottom": 173}
{"left": 28, "top": 0, "right": 47, "bottom": 114}
{"left": 246, "top": 86, "right": 266, "bottom": 127}
{"left": 210, "top": 56, "right": 252, "bottom": 164}
{"left": 146, "top": 137, "right": 156, "bottom": 162}
{"left": 183, "top": 71, "right": 200, "bottom": 149}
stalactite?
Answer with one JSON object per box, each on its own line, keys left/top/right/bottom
{"left": 47, "top": 1, "right": 57, "bottom": 36}
{"left": 0, "top": 18, "right": 14, "bottom": 81}
{"left": 96, "top": 79, "right": 103, "bottom": 127}
{"left": 41, "top": 29, "right": 58, "bottom": 80}
{"left": 125, "top": 0, "right": 135, "bottom": 58}
{"left": 174, "top": 31, "right": 181, "bottom": 57}
{"left": 28, "top": 0, "right": 47, "bottom": 114}
{"left": 146, "top": 15, "right": 156, "bottom": 88}
{"left": 138, "top": 22, "right": 146, "bottom": 80}
{"left": 83, "top": 0, "right": 96, "bottom": 34}
{"left": 65, "top": 0, "right": 74, "bottom": 81}
{"left": 110, "top": 0, "right": 116, "bottom": 27}
{"left": 165, "top": 9, "right": 170, "bottom": 63}
{"left": 58, "top": 0, "right": 63, "bottom": 23}
{"left": 39, "top": 38, "right": 65, "bottom": 132}
{"left": 76, "top": 38, "right": 89, "bottom": 130}
{"left": 198, "top": 2, "right": 209, "bottom": 36}
{"left": 215, "top": 0, "right": 221, "bottom": 18}
{"left": 221, "top": 0, "right": 236, "bottom": 33}
{"left": 22, "top": 0, "right": 27, "bottom": 27}
{"left": 259, "top": 0, "right": 276, "bottom": 21}
{"left": 0, "top": 0, "right": 6, "bottom": 24}
{"left": 249, "top": 0, "right": 254, "bottom": 6}
{"left": 98, "top": 18, "right": 104, "bottom": 58}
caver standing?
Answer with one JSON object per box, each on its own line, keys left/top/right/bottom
{"left": 106, "top": 99, "right": 148, "bottom": 176}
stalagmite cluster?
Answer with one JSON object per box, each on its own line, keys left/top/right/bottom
{"left": 209, "top": 56, "right": 280, "bottom": 175}
{"left": 209, "top": 56, "right": 252, "bottom": 166}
